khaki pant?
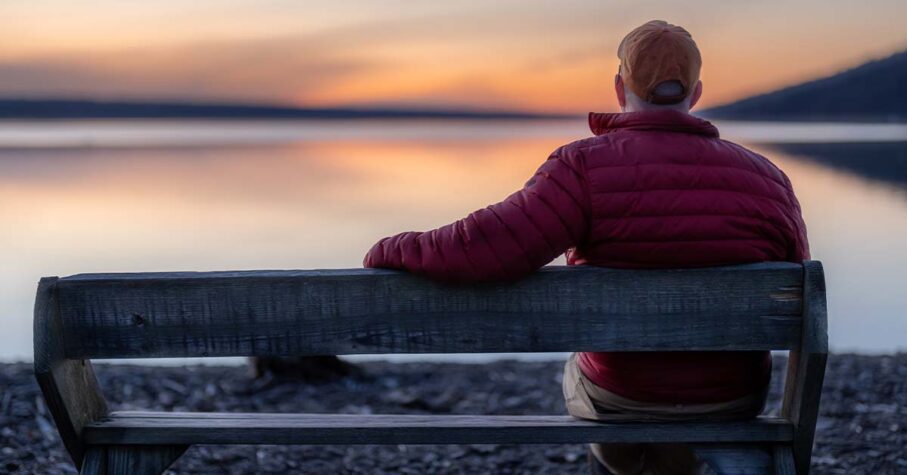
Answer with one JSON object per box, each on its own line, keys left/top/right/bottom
{"left": 562, "top": 353, "right": 767, "bottom": 475}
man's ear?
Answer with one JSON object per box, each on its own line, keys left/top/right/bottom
{"left": 615, "top": 74, "right": 627, "bottom": 109}
{"left": 689, "top": 80, "right": 703, "bottom": 109}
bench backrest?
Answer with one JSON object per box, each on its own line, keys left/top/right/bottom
{"left": 34, "top": 261, "right": 827, "bottom": 472}
{"left": 47, "top": 262, "right": 824, "bottom": 359}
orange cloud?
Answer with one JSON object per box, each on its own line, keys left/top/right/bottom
{"left": 1, "top": 0, "right": 905, "bottom": 112}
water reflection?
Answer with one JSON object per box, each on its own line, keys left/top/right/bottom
{"left": 1, "top": 122, "right": 905, "bottom": 360}
{"left": 764, "top": 142, "right": 907, "bottom": 192}
{"left": 751, "top": 143, "right": 907, "bottom": 353}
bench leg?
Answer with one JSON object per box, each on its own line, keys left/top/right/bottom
{"left": 79, "top": 447, "right": 107, "bottom": 475}
{"left": 79, "top": 445, "right": 188, "bottom": 475}
{"left": 693, "top": 444, "right": 795, "bottom": 475}
{"left": 694, "top": 444, "right": 772, "bottom": 474}
{"left": 772, "top": 446, "right": 796, "bottom": 475}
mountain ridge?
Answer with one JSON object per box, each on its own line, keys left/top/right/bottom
{"left": 701, "top": 49, "right": 907, "bottom": 122}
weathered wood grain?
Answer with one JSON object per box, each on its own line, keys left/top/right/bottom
{"left": 55, "top": 263, "right": 805, "bottom": 358}
{"left": 782, "top": 261, "right": 828, "bottom": 474}
{"left": 693, "top": 445, "right": 773, "bottom": 474}
{"left": 773, "top": 445, "right": 797, "bottom": 475}
{"left": 105, "top": 445, "right": 187, "bottom": 475}
{"left": 33, "top": 277, "right": 108, "bottom": 470}
{"left": 83, "top": 412, "right": 794, "bottom": 445}
{"left": 80, "top": 447, "right": 106, "bottom": 475}
{"left": 79, "top": 445, "right": 186, "bottom": 475}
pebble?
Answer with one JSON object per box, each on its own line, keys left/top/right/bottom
{"left": 0, "top": 354, "right": 904, "bottom": 474}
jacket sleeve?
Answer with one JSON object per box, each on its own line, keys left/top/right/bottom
{"left": 363, "top": 147, "right": 590, "bottom": 283}
{"left": 789, "top": 196, "right": 810, "bottom": 261}
{"left": 780, "top": 172, "right": 810, "bottom": 262}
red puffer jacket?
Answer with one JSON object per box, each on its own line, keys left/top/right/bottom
{"left": 364, "top": 110, "right": 809, "bottom": 404}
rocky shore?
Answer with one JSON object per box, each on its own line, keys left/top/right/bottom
{"left": 1, "top": 354, "right": 904, "bottom": 474}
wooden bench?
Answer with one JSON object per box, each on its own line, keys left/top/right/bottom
{"left": 34, "top": 261, "right": 827, "bottom": 474}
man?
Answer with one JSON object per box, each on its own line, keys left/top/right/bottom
{"left": 364, "top": 20, "right": 808, "bottom": 475}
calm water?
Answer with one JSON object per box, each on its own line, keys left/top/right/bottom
{"left": 1, "top": 119, "right": 906, "bottom": 362}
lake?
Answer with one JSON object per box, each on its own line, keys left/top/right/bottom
{"left": 1, "top": 119, "right": 906, "bottom": 363}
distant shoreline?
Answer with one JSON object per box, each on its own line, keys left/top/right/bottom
{"left": 0, "top": 98, "right": 576, "bottom": 121}
{"left": 3, "top": 98, "right": 904, "bottom": 123}
{"left": 699, "top": 113, "right": 907, "bottom": 124}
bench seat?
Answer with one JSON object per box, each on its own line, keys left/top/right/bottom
{"left": 35, "top": 263, "right": 827, "bottom": 473}
{"left": 84, "top": 412, "right": 794, "bottom": 446}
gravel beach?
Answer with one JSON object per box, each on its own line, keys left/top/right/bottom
{"left": 1, "top": 354, "right": 904, "bottom": 474}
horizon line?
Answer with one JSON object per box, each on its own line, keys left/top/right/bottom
{"left": 0, "top": 97, "right": 581, "bottom": 120}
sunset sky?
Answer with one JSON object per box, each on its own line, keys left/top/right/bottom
{"left": 1, "top": 0, "right": 906, "bottom": 113}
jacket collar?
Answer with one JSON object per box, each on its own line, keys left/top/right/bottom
{"left": 588, "top": 110, "right": 720, "bottom": 138}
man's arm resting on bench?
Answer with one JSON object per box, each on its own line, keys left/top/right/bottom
{"left": 364, "top": 147, "right": 590, "bottom": 283}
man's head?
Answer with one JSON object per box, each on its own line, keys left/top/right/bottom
{"left": 615, "top": 20, "right": 703, "bottom": 113}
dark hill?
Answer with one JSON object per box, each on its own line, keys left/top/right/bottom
{"left": 0, "top": 98, "right": 569, "bottom": 120}
{"left": 702, "top": 49, "right": 907, "bottom": 122}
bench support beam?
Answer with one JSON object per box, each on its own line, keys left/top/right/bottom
{"left": 782, "top": 261, "right": 828, "bottom": 474}
{"left": 80, "top": 445, "right": 188, "bottom": 475}
{"left": 34, "top": 277, "right": 109, "bottom": 470}
{"left": 773, "top": 445, "right": 796, "bottom": 475}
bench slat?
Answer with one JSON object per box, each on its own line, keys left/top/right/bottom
{"left": 84, "top": 412, "right": 794, "bottom": 445}
{"left": 56, "top": 263, "right": 804, "bottom": 359}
